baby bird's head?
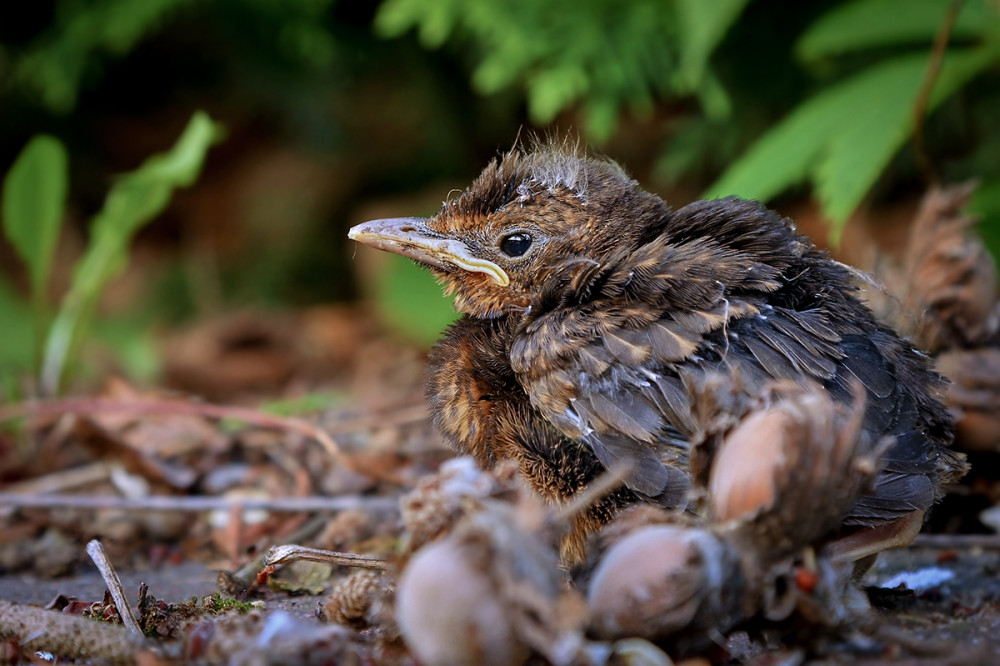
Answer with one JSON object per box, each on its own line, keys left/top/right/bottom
{"left": 349, "top": 143, "right": 670, "bottom": 317}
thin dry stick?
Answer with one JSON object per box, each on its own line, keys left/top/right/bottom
{"left": 86, "top": 539, "right": 143, "bottom": 635}
{"left": 0, "top": 462, "right": 114, "bottom": 519}
{"left": 0, "top": 492, "right": 398, "bottom": 512}
{"left": 911, "top": 0, "right": 965, "bottom": 185}
{"left": 914, "top": 533, "right": 1000, "bottom": 549}
{"left": 265, "top": 544, "right": 392, "bottom": 570}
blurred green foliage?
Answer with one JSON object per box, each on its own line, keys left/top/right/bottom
{"left": 376, "top": 0, "right": 753, "bottom": 139}
{"left": 377, "top": 0, "right": 1000, "bottom": 243}
{"left": 260, "top": 392, "right": 345, "bottom": 417}
{"left": 709, "top": 0, "right": 1000, "bottom": 242}
{"left": 373, "top": 255, "right": 459, "bottom": 347}
{"left": 0, "top": 279, "right": 36, "bottom": 400}
{"left": 2, "top": 135, "right": 66, "bottom": 357}
{"left": 0, "top": 111, "right": 222, "bottom": 395}
{"left": 1, "top": 0, "right": 998, "bottom": 387}
{"left": 10, "top": 0, "right": 342, "bottom": 114}
{"left": 706, "top": 47, "right": 998, "bottom": 241}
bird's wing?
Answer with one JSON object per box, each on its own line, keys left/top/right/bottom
{"left": 520, "top": 327, "right": 699, "bottom": 504}
{"left": 514, "top": 204, "right": 951, "bottom": 518}
{"left": 517, "top": 295, "right": 945, "bottom": 521}
{"left": 512, "top": 232, "right": 797, "bottom": 504}
{"left": 728, "top": 317, "right": 949, "bottom": 524}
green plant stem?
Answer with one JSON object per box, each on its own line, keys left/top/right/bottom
{"left": 912, "top": 0, "right": 965, "bottom": 186}
{"left": 36, "top": 111, "right": 220, "bottom": 395}
{"left": 39, "top": 235, "right": 118, "bottom": 395}
{"left": 31, "top": 289, "right": 47, "bottom": 380}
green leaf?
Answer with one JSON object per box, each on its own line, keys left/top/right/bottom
{"left": 375, "top": 0, "right": 462, "bottom": 47}
{"left": 796, "top": 0, "right": 997, "bottom": 63}
{"left": 816, "top": 46, "right": 999, "bottom": 235}
{"left": 527, "top": 64, "right": 590, "bottom": 124}
{"left": 0, "top": 275, "right": 37, "bottom": 381}
{"left": 693, "top": 68, "right": 733, "bottom": 120}
{"left": 675, "top": 0, "right": 751, "bottom": 92}
{"left": 376, "top": 0, "right": 679, "bottom": 141}
{"left": 90, "top": 314, "right": 162, "bottom": 385}
{"left": 703, "top": 84, "right": 844, "bottom": 204}
{"left": 40, "top": 111, "right": 223, "bottom": 394}
{"left": 706, "top": 45, "right": 1000, "bottom": 243}
{"left": 2, "top": 135, "right": 68, "bottom": 302}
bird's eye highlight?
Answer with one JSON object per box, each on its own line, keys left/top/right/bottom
{"left": 500, "top": 233, "right": 532, "bottom": 257}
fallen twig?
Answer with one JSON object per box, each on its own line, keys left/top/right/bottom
{"left": 911, "top": 0, "right": 964, "bottom": 185}
{"left": 265, "top": 544, "right": 392, "bottom": 570}
{"left": 0, "top": 462, "right": 114, "bottom": 519}
{"left": 0, "top": 461, "right": 114, "bottom": 495}
{"left": 913, "top": 533, "right": 1000, "bottom": 549}
{"left": 87, "top": 539, "right": 143, "bottom": 635}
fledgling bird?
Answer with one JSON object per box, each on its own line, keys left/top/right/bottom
{"left": 349, "top": 141, "right": 967, "bottom": 562}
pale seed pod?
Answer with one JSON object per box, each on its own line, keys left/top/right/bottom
{"left": 706, "top": 385, "right": 880, "bottom": 555}
{"left": 324, "top": 569, "right": 390, "bottom": 630}
{"left": 586, "top": 525, "right": 738, "bottom": 640}
{"left": 396, "top": 500, "right": 562, "bottom": 666}
{"left": 397, "top": 536, "right": 528, "bottom": 666}
{"left": 399, "top": 456, "right": 497, "bottom": 550}
{"left": 708, "top": 406, "right": 791, "bottom": 524}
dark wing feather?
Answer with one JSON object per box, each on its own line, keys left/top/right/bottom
{"left": 839, "top": 336, "right": 897, "bottom": 399}
{"left": 826, "top": 334, "right": 943, "bottom": 523}
{"left": 579, "top": 391, "right": 663, "bottom": 443}
{"left": 581, "top": 430, "right": 689, "bottom": 503}
{"left": 741, "top": 331, "right": 802, "bottom": 380}
{"left": 643, "top": 373, "right": 699, "bottom": 435}
{"left": 512, "top": 199, "right": 957, "bottom": 520}
{"left": 846, "top": 474, "right": 935, "bottom": 522}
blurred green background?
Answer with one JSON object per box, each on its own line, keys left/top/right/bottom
{"left": 1, "top": 0, "right": 999, "bottom": 397}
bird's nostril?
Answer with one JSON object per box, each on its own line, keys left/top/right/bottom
{"left": 400, "top": 225, "right": 416, "bottom": 232}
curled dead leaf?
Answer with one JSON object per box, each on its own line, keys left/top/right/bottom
{"left": 936, "top": 347, "right": 1000, "bottom": 452}
{"left": 899, "top": 183, "right": 998, "bottom": 351}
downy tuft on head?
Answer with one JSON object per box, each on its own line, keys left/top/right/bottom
{"left": 439, "top": 137, "right": 636, "bottom": 228}
{"left": 408, "top": 138, "right": 671, "bottom": 316}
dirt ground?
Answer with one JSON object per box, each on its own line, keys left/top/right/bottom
{"left": 1, "top": 538, "right": 999, "bottom": 664}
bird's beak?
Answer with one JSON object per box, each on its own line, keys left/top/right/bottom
{"left": 348, "top": 217, "right": 510, "bottom": 287}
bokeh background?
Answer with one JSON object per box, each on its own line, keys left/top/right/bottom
{"left": 2, "top": 0, "right": 999, "bottom": 399}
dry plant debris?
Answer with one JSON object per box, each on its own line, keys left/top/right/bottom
{"left": 897, "top": 183, "right": 998, "bottom": 353}
{"left": 4, "top": 188, "right": 1000, "bottom": 663}
{"left": 877, "top": 184, "right": 1000, "bottom": 453}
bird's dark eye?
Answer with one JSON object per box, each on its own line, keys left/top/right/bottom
{"left": 500, "top": 232, "right": 532, "bottom": 257}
